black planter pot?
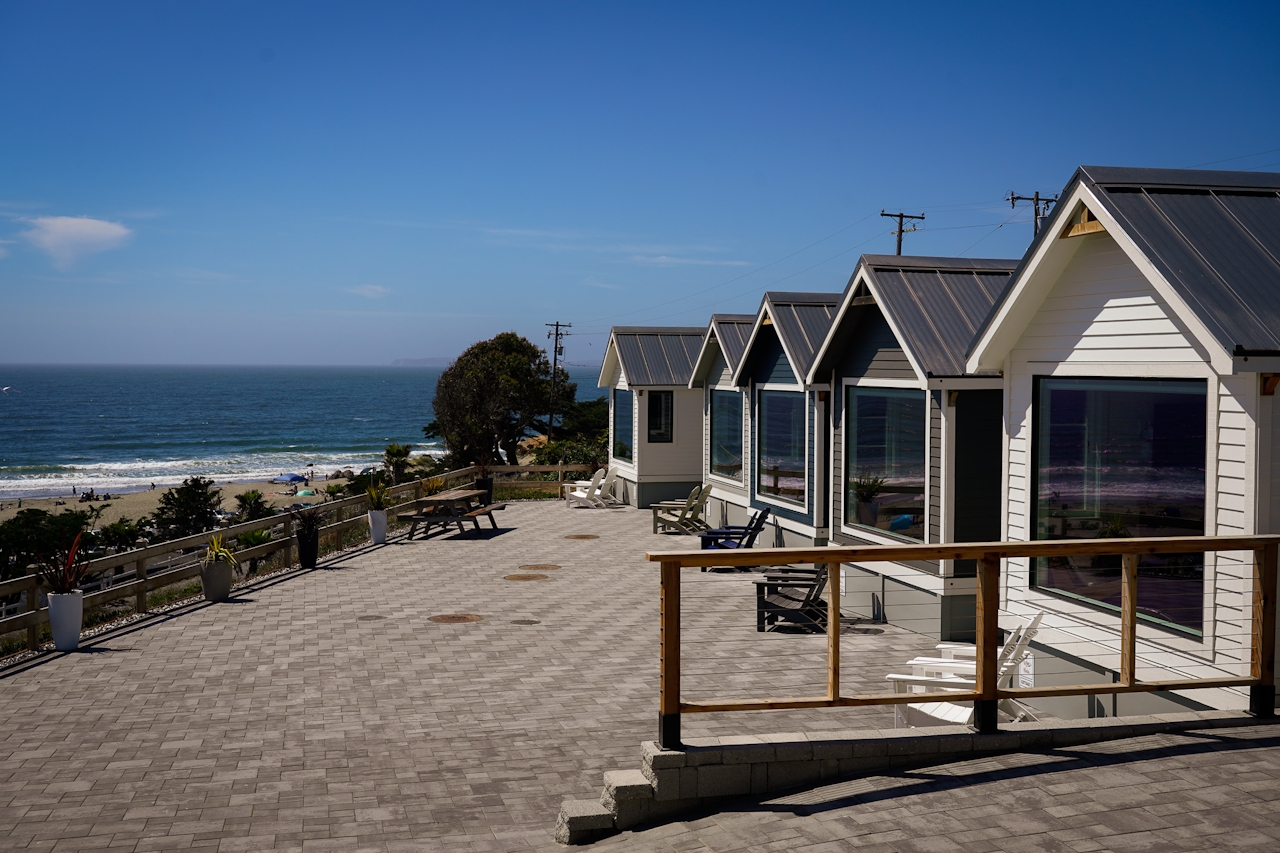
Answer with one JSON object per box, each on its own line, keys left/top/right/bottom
{"left": 475, "top": 477, "right": 494, "bottom": 504}
{"left": 297, "top": 530, "right": 319, "bottom": 569}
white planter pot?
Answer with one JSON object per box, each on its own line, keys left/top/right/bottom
{"left": 47, "top": 591, "right": 84, "bottom": 652}
{"left": 200, "top": 561, "right": 234, "bottom": 602}
{"left": 368, "top": 510, "right": 388, "bottom": 545}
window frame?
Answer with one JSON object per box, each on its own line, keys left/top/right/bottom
{"left": 706, "top": 384, "right": 747, "bottom": 481}
{"left": 1028, "top": 373, "right": 1210, "bottom": 637}
{"left": 754, "top": 384, "right": 809, "bottom": 511}
{"left": 837, "top": 377, "right": 929, "bottom": 543}
{"left": 647, "top": 390, "right": 674, "bottom": 444}
{"left": 611, "top": 387, "right": 634, "bottom": 463}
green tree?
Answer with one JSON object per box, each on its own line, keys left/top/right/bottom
{"left": 383, "top": 443, "right": 413, "bottom": 484}
{"left": 0, "top": 508, "right": 99, "bottom": 582}
{"left": 233, "top": 489, "right": 273, "bottom": 522}
{"left": 424, "top": 332, "right": 574, "bottom": 467}
{"left": 152, "top": 477, "right": 222, "bottom": 538}
{"left": 99, "top": 517, "right": 144, "bottom": 551}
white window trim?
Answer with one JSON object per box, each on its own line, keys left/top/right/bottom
{"left": 610, "top": 387, "right": 637, "bottom": 467}
{"left": 707, "top": 385, "right": 746, "bottom": 485}
{"left": 754, "top": 383, "right": 809, "bottom": 513}
{"left": 837, "top": 377, "right": 929, "bottom": 542}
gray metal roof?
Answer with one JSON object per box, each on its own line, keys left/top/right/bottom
{"left": 709, "top": 314, "right": 755, "bottom": 371}
{"left": 610, "top": 326, "right": 705, "bottom": 386}
{"left": 761, "top": 292, "right": 842, "bottom": 379}
{"left": 860, "top": 255, "right": 1018, "bottom": 376}
{"left": 971, "top": 165, "right": 1280, "bottom": 358}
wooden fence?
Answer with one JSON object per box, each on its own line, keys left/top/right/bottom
{"left": 0, "top": 463, "right": 591, "bottom": 653}
{"left": 646, "top": 536, "right": 1279, "bottom": 748}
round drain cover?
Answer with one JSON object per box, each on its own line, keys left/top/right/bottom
{"left": 511, "top": 619, "right": 541, "bottom": 625}
{"left": 520, "top": 564, "right": 560, "bottom": 571}
{"left": 505, "top": 573, "right": 549, "bottom": 581}
{"left": 428, "top": 614, "right": 483, "bottom": 623}
{"left": 357, "top": 615, "right": 385, "bottom": 622}
{"left": 564, "top": 534, "right": 599, "bottom": 540}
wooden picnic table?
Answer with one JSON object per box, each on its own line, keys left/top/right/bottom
{"left": 398, "top": 488, "right": 506, "bottom": 538}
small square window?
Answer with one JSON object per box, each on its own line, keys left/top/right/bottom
{"left": 648, "top": 391, "right": 673, "bottom": 443}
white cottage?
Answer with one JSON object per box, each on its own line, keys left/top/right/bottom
{"left": 599, "top": 326, "right": 706, "bottom": 507}
{"left": 731, "top": 292, "right": 841, "bottom": 546}
{"left": 806, "top": 254, "right": 1018, "bottom": 640}
{"left": 687, "top": 314, "right": 756, "bottom": 529}
{"left": 967, "top": 166, "right": 1280, "bottom": 717}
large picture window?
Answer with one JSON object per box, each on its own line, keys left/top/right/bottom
{"left": 648, "top": 390, "right": 673, "bottom": 443}
{"left": 757, "top": 390, "right": 805, "bottom": 504}
{"left": 710, "top": 389, "right": 743, "bottom": 480}
{"left": 613, "top": 389, "right": 634, "bottom": 461}
{"left": 1032, "top": 377, "right": 1206, "bottom": 633}
{"left": 844, "top": 387, "right": 926, "bottom": 540}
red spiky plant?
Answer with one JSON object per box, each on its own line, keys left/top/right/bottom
{"left": 36, "top": 532, "right": 92, "bottom": 595}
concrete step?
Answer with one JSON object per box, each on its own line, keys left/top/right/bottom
{"left": 553, "top": 798, "right": 614, "bottom": 845}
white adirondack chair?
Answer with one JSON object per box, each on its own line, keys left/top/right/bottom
{"left": 596, "top": 467, "right": 622, "bottom": 507}
{"left": 886, "top": 611, "right": 1044, "bottom": 728}
{"left": 566, "top": 468, "right": 606, "bottom": 508}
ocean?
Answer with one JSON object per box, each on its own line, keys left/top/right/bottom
{"left": 0, "top": 364, "right": 602, "bottom": 499}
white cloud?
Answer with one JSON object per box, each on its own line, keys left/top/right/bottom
{"left": 21, "top": 216, "right": 131, "bottom": 269}
{"left": 627, "top": 255, "right": 751, "bottom": 267}
{"left": 349, "top": 284, "right": 389, "bottom": 298}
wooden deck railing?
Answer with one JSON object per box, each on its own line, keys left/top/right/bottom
{"left": 646, "top": 536, "right": 1280, "bottom": 748}
{"left": 0, "top": 463, "right": 590, "bottom": 652}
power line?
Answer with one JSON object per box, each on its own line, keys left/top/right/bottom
{"left": 958, "top": 206, "right": 1026, "bottom": 256}
{"left": 1186, "top": 146, "right": 1280, "bottom": 169}
{"left": 880, "top": 210, "right": 925, "bottom": 255}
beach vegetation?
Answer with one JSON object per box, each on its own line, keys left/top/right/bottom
{"left": 383, "top": 443, "right": 413, "bottom": 484}
{"left": 99, "top": 517, "right": 144, "bottom": 552}
{"left": 424, "top": 332, "right": 575, "bottom": 468}
{"left": 323, "top": 484, "right": 345, "bottom": 501}
{"left": 233, "top": 490, "right": 273, "bottom": 522}
{"left": 533, "top": 434, "right": 609, "bottom": 471}
{"left": 0, "top": 508, "right": 99, "bottom": 582}
{"left": 152, "top": 477, "right": 223, "bottom": 538}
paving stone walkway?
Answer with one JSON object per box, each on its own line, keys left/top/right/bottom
{"left": 1, "top": 501, "right": 1277, "bottom": 852}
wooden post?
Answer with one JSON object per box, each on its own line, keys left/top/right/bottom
{"left": 659, "top": 558, "right": 682, "bottom": 749}
{"left": 974, "top": 552, "right": 1000, "bottom": 733}
{"left": 26, "top": 575, "right": 39, "bottom": 651}
{"left": 1251, "top": 544, "right": 1277, "bottom": 716}
{"left": 135, "top": 560, "right": 147, "bottom": 615}
{"left": 282, "top": 515, "right": 294, "bottom": 567}
{"left": 1120, "top": 553, "right": 1138, "bottom": 686}
{"left": 826, "top": 563, "right": 840, "bottom": 700}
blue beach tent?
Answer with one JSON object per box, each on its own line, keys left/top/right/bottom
{"left": 272, "top": 473, "right": 306, "bottom": 483}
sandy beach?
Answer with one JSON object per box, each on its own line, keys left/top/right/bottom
{"left": 0, "top": 478, "right": 351, "bottom": 528}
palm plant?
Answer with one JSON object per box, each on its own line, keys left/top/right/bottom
{"left": 383, "top": 443, "right": 413, "bottom": 485}
{"left": 236, "top": 528, "right": 272, "bottom": 576}
{"left": 234, "top": 490, "right": 273, "bottom": 522}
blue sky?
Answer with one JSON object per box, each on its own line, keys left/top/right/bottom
{"left": 2, "top": 1, "right": 1278, "bottom": 367}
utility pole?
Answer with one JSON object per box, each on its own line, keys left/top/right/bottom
{"left": 880, "top": 209, "right": 925, "bottom": 255}
{"left": 1007, "top": 191, "right": 1059, "bottom": 237}
{"left": 545, "top": 321, "right": 571, "bottom": 442}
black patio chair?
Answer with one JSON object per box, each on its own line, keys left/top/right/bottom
{"left": 699, "top": 507, "right": 770, "bottom": 550}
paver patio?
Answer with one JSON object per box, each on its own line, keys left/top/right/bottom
{"left": 1, "top": 501, "right": 1277, "bottom": 852}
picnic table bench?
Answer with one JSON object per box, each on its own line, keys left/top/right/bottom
{"left": 396, "top": 489, "right": 507, "bottom": 538}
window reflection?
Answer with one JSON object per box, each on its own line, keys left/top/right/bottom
{"left": 710, "top": 389, "right": 743, "bottom": 479}
{"left": 844, "top": 387, "right": 926, "bottom": 540}
{"left": 1033, "top": 377, "right": 1206, "bottom": 633}
{"left": 757, "top": 390, "right": 805, "bottom": 503}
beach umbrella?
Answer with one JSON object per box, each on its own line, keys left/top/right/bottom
{"left": 272, "top": 473, "right": 306, "bottom": 483}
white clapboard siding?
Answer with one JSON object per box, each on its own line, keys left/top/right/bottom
{"left": 999, "top": 230, "right": 1262, "bottom": 688}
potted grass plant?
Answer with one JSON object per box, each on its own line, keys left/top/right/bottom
{"left": 200, "top": 534, "right": 238, "bottom": 602}
{"left": 366, "top": 480, "right": 391, "bottom": 545}
{"left": 852, "top": 471, "right": 886, "bottom": 528}
{"left": 36, "top": 531, "right": 92, "bottom": 652}
{"left": 293, "top": 507, "right": 322, "bottom": 568}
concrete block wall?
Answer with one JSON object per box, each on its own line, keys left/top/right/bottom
{"left": 554, "top": 710, "right": 1278, "bottom": 844}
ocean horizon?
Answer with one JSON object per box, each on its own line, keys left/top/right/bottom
{"left": 0, "top": 364, "right": 602, "bottom": 499}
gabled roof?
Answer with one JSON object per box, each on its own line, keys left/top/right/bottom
{"left": 597, "top": 326, "right": 705, "bottom": 388}
{"left": 688, "top": 314, "right": 755, "bottom": 388}
{"left": 732, "top": 292, "right": 842, "bottom": 386}
{"left": 969, "top": 165, "right": 1280, "bottom": 371}
{"left": 808, "top": 255, "right": 1018, "bottom": 382}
